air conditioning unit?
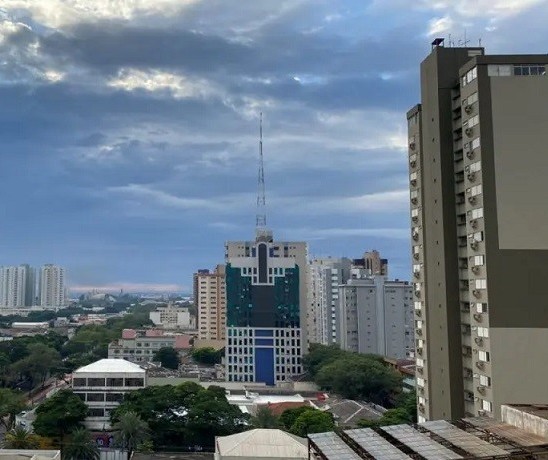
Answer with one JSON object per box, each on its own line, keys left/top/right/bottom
{"left": 467, "top": 172, "right": 476, "bottom": 182}
{"left": 412, "top": 232, "right": 419, "bottom": 241}
{"left": 412, "top": 215, "right": 419, "bottom": 222}
{"left": 417, "top": 366, "right": 423, "bottom": 374}
{"left": 470, "top": 219, "right": 478, "bottom": 228}
{"left": 410, "top": 159, "right": 416, "bottom": 168}
{"left": 465, "top": 127, "right": 474, "bottom": 137}
{"left": 409, "top": 141, "right": 416, "bottom": 150}
{"left": 410, "top": 179, "right": 417, "bottom": 186}
{"left": 475, "top": 337, "right": 484, "bottom": 346}
{"left": 471, "top": 266, "right": 480, "bottom": 274}
{"left": 414, "top": 271, "right": 420, "bottom": 279}
{"left": 416, "top": 347, "right": 423, "bottom": 355}
{"left": 478, "top": 410, "right": 487, "bottom": 416}
{"left": 411, "top": 197, "right": 418, "bottom": 205}
{"left": 413, "top": 253, "right": 420, "bottom": 260}
{"left": 477, "top": 385, "right": 486, "bottom": 394}
{"left": 418, "top": 403, "right": 425, "bottom": 412}
{"left": 414, "top": 290, "right": 421, "bottom": 297}
{"left": 468, "top": 195, "right": 477, "bottom": 204}
{"left": 472, "top": 289, "right": 481, "bottom": 298}
{"left": 415, "top": 309, "right": 422, "bottom": 317}
{"left": 470, "top": 241, "right": 479, "bottom": 250}
{"left": 416, "top": 329, "right": 423, "bottom": 336}
{"left": 476, "top": 361, "right": 485, "bottom": 369}
{"left": 464, "top": 104, "right": 473, "bottom": 114}
{"left": 464, "top": 165, "right": 471, "bottom": 173}
{"left": 473, "top": 313, "right": 483, "bottom": 322}
{"left": 466, "top": 150, "right": 474, "bottom": 159}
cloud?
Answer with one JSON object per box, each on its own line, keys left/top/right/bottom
{"left": 428, "top": 16, "right": 454, "bottom": 36}
{"left": 287, "top": 227, "right": 410, "bottom": 241}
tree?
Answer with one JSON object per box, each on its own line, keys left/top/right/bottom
{"left": 251, "top": 406, "right": 279, "bottom": 429}
{"left": 11, "top": 343, "right": 62, "bottom": 387}
{"left": 302, "top": 344, "right": 345, "bottom": 378}
{"left": 279, "top": 406, "right": 314, "bottom": 431}
{"left": 0, "top": 388, "right": 27, "bottom": 430}
{"left": 3, "top": 425, "right": 40, "bottom": 449}
{"left": 62, "top": 427, "right": 100, "bottom": 460}
{"left": 289, "top": 410, "right": 335, "bottom": 437}
{"left": 191, "top": 347, "right": 221, "bottom": 365}
{"left": 34, "top": 390, "right": 88, "bottom": 440}
{"left": 153, "top": 347, "right": 180, "bottom": 370}
{"left": 113, "top": 411, "right": 150, "bottom": 458}
{"left": 357, "top": 390, "right": 417, "bottom": 428}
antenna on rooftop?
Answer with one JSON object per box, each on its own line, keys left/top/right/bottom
{"left": 255, "top": 112, "right": 272, "bottom": 241}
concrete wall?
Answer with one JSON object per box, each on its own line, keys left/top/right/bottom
{"left": 501, "top": 405, "right": 548, "bottom": 439}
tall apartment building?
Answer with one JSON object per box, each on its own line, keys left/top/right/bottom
{"left": 0, "top": 264, "right": 35, "bottom": 308}
{"left": 149, "top": 303, "right": 193, "bottom": 330}
{"left": 194, "top": 265, "right": 226, "bottom": 340}
{"left": 225, "top": 232, "right": 308, "bottom": 385}
{"left": 408, "top": 40, "right": 548, "bottom": 422}
{"left": 337, "top": 276, "right": 413, "bottom": 359}
{"left": 353, "top": 250, "right": 388, "bottom": 276}
{"left": 39, "top": 264, "right": 66, "bottom": 307}
{"left": 307, "top": 257, "right": 352, "bottom": 345}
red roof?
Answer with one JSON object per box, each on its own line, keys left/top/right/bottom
{"left": 145, "top": 329, "right": 164, "bottom": 337}
{"left": 122, "top": 329, "right": 137, "bottom": 339}
{"left": 175, "top": 335, "right": 192, "bottom": 350}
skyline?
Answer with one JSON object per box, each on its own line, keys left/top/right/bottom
{"left": 2, "top": 1, "right": 548, "bottom": 293}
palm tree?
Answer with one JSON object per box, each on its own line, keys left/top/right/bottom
{"left": 62, "top": 428, "right": 99, "bottom": 460}
{"left": 3, "top": 425, "right": 40, "bottom": 449}
{"left": 251, "top": 406, "right": 280, "bottom": 429}
{"left": 113, "top": 411, "right": 150, "bottom": 457}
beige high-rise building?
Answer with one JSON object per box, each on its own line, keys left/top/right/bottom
{"left": 194, "top": 265, "right": 226, "bottom": 341}
{"left": 408, "top": 40, "right": 548, "bottom": 422}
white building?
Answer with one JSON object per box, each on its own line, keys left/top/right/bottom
{"left": 337, "top": 276, "right": 414, "bottom": 359}
{"left": 72, "top": 359, "right": 146, "bottom": 430}
{"left": 39, "top": 265, "right": 66, "bottom": 307}
{"left": 307, "top": 258, "right": 352, "bottom": 345}
{"left": 149, "top": 303, "right": 193, "bottom": 330}
{"left": 0, "top": 265, "right": 35, "bottom": 308}
{"left": 0, "top": 450, "right": 61, "bottom": 460}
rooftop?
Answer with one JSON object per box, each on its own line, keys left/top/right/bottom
{"left": 74, "top": 359, "right": 145, "bottom": 374}
{"left": 216, "top": 429, "right": 307, "bottom": 458}
{"left": 0, "top": 450, "right": 61, "bottom": 460}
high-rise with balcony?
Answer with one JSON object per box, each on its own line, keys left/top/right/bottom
{"left": 0, "top": 264, "right": 35, "bottom": 308}
{"left": 194, "top": 265, "right": 226, "bottom": 341}
{"left": 39, "top": 264, "right": 66, "bottom": 307}
{"left": 408, "top": 40, "right": 548, "bottom": 422}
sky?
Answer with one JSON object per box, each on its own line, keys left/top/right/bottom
{"left": 1, "top": 0, "right": 548, "bottom": 294}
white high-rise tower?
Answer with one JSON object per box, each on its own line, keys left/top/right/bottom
{"left": 39, "top": 264, "right": 66, "bottom": 307}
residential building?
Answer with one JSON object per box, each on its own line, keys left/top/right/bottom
{"left": 149, "top": 303, "right": 193, "bottom": 330}
{"left": 353, "top": 250, "right": 388, "bottom": 276}
{"left": 408, "top": 40, "right": 548, "bottom": 421}
{"left": 72, "top": 359, "right": 146, "bottom": 430}
{"left": 39, "top": 264, "right": 66, "bottom": 307}
{"left": 307, "top": 257, "right": 352, "bottom": 345}
{"left": 337, "top": 276, "right": 413, "bottom": 359}
{"left": 108, "top": 328, "right": 189, "bottom": 363}
{"left": 194, "top": 265, "right": 226, "bottom": 340}
{"left": 0, "top": 264, "right": 35, "bottom": 308}
{"left": 225, "top": 232, "right": 308, "bottom": 385}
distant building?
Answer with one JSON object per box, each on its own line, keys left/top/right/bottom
{"left": 108, "top": 328, "right": 190, "bottom": 363}
{"left": 39, "top": 264, "right": 66, "bottom": 307}
{"left": 337, "top": 276, "right": 413, "bottom": 359}
{"left": 352, "top": 250, "right": 388, "bottom": 277}
{"left": 307, "top": 257, "right": 352, "bottom": 345}
{"left": 149, "top": 303, "right": 193, "bottom": 330}
{"left": 194, "top": 265, "right": 226, "bottom": 341}
{"left": 0, "top": 264, "right": 36, "bottom": 308}
{"left": 225, "top": 233, "right": 308, "bottom": 385}
{"left": 72, "top": 359, "right": 146, "bottom": 430}
{"left": 0, "top": 450, "right": 60, "bottom": 460}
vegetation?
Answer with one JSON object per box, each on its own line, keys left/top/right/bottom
{"left": 62, "top": 427, "right": 100, "bottom": 460}
{"left": 33, "top": 390, "right": 88, "bottom": 440}
{"left": 279, "top": 406, "right": 335, "bottom": 436}
{"left": 251, "top": 406, "right": 279, "bottom": 429}
{"left": 303, "top": 344, "right": 402, "bottom": 406}
{"left": 3, "top": 425, "right": 41, "bottom": 449}
{"left": 112, "top": 382, "right": 248, "bottom": 450}
{"left": 0, "top": 388, "right": 27, "bottom": 430}
{"left": 357, "top": 390, "right": 417, "bottom": 428}
{"left": 191, "top": 347, "right": 221, "bottom": 365}
{"left": 113, "top": 411, "right": 150, "bottom": 457}
{"left": 153, "top": 347, "right": 180, "bottom": 370}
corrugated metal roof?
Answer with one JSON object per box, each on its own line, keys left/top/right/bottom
{"left": 216, "top": 429, "right": 307, "bottom": 458}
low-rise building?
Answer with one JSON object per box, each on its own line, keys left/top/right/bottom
{"left": 108, "top": 328, "right": 191, "bottom": 363}
{"left": 149, "top": 303, "right": 194, "bottom": 330}
{"left": 72, "top": 359, "right": 146, "bottom": 430}
{"left": 0, "top": 450, "right": 61, "bottom": 460}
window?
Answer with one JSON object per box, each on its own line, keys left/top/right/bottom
{"left": 73, "top": 378, "right": 86, "bottom": 387}
{"left": 469, "top": 231, "right": 483, "bottom": 242}
{"left": 124, "top": 378, "right": 144, "bottom": 387}
{"left": 478, "top": 327, "right": 489, "bottom": 338}
{"left": 86, "top": 392, "right": 105, "bottom": 402}
{"left": 475, "top": 279, "right": 487, "bottom": 289}
{"left": 468, "top": 185, "right": 482, "bottom": 197}
{"left": 479, "top": 375, "right": 491, "bottom": 386}
{"left": 470, "top": 208, "right": 484, "bottom": 219}
{"left": 476, "top": 303, "right": 488, "bottom": 313}
{"left": 462, "top": 92, "right": 478, "bottom": 106}
{"left": 463, "top": 115, "right": 479, "bottom": 129}
{"left": 88, "top": 408, "right": 105, "bottom": 417}
{"left": 411, "top": 208, "right": 419, "bottom": 219}
{"left": 106, "top": 378, "right": 124, "bottom": 387}
{"left": 514, "top": 64, "right": 546, "bottom": 76}
{"left": 410, "top": 171, "right": 418, "bottom": 181}
{"left": 416, "top": 358, "right": 424, "bottom": 367}
{"left": 416, "top": 377, "right": 425, "bottom": 387}
{"left": 482, "top": 399, "right": 493, "bottom": 412}
{"left": 87, "top": 378, "right": 105, "bottom": 387}
{"left": 469, "top": 161, "right": 481, "bottom": 173}
{"left": 488, "top": 64, "right": 512, "bottom": 76}
{"left": 472, "top": 255, "right": 485, "bottom": 266}
{"left": 472, "top": 138, "right": 480, "bottom": 150}
{"left": 479, "top": 350, "right": 490, "bottom": 362}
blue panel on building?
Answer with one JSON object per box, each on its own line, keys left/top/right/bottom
{"left": 255, "top": 347, "right": 274, "bottom": 385}
{"left": 255, "top": 330, "right": 274, "bottom": 337}
{"left": 255, "top": 339, "right": 273, "bottom": 346}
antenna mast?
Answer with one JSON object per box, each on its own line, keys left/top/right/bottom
{"left": 255, "top": 112, "right": 271, "bottom": 241}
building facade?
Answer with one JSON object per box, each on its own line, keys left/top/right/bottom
{"left": 108, "top": 328, "right": 183, "bottom": 362}
{"left": 194, "top": 265, "right": 226, "bottom": 341}
{"left": 353, "top": 250, "right": 389, "bottom": 277}
{"left": 225, "top": 233, "right": 308, "bottom": 385}
{"left": 337, "top": 276, "right": 413, "bottom": 359}
{"left": 39, "top": 264, "right": 66, "bottom": 307}
{"left": 307, "top": 257, "right": 352, "bottom": 345}
{"left": 149, "top": 303, "right": 193, "bottom": 330}
{"left": 72, "top": 359, "right": 146, "bottom": 430}
{"left": 0, "top": 265, "right": 35, "bottom": 308}
{"left": 408, "top": 40, "right": 548, "bottom": 421}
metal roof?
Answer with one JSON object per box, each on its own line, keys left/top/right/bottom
{"left": 74, "top": 359, "right": 145, "bottom": 374}
{"left": 216, "top": 429, "right": 307, "bottom": 458}
{"left": 345, "top": 428, "right": 411, "bottom": 459}
{"left": 308, "top": 432, "right": 362, "bottom": 460}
